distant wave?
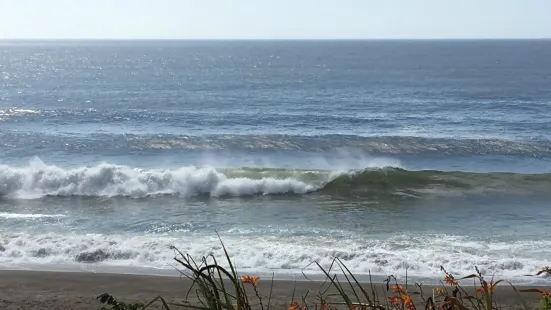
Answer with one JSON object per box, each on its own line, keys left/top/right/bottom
{"left": 0, "top": 212, "right": 66, "bottom": 219}
{"left": 1, "top": 132, "right": 551, "bottom": 157}
{"left": 134, "top": 135, "right": 551, "bottom": 156}
{"left": 0, "top": 108, "right": 41, "bottom": 118}
{"left": 1, "top": 158, "right": 550, "bottom": 200}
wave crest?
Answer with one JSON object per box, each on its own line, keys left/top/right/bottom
{"left": 2, "top": 159, "right": 550, "bottom": 200}
{"left": 0, "top": 158, "right": 316, "bottom": 199}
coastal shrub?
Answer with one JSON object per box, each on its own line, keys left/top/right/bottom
{"left": 97, "top": 293, "right": 145, "bottom": 310}
{"left": 540, "top": 296, "right": 551, "bottom": 310}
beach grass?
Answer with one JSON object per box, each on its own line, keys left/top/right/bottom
{"left": 97, "top": 237, "right": 551, "bottom": 310}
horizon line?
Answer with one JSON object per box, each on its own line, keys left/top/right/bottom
{"left": 1, "top": 37, "right": 550, "bottom": 41}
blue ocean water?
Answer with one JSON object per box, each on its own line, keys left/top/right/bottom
{"left": 0, "top": 40, "right": 550, "bottom": 283}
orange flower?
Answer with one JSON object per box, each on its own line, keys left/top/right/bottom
{"left": 388, "top": 296, "right": 401, "bottom": 304}
{"left": 435, "top": 287, "right": 446, "bottom": 295}
{"left": 402, "top": 295, "right": 415, "bottom": 310}
{"left": 392, "top": 285, "right": 406, "bottom": 294}
{"left": 241, "top": 276, "right": 260, "bottom": 286}
{"left": 540, "top": 291, "right": 551, "bottom": 298}
{"left": 444, "top": 275, "right": 458, "bottom": 286}
{"left": 477, "top": 280, "right": 499, "bottom": 296}
{"left": 288, "top": 301, "right": 301, "bottom": 310}
{"left": 476, "top": 287, "right": 484, "bottom": 295}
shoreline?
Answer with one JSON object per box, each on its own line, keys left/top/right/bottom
{"left": 1, "top": 265, "right": 548, "bottom": 286}
{"left": 1, "top": 264, "right": 549, "bottom": 285}
{"left": 0, "top": 270, "right": 548, "bottom": 309}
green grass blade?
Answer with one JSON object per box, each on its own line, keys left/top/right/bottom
{"left": 267, "top": 272, "right": 274, "bottom": 310}
{"left": 335, "top": 258, "right": 361, "bottom": 303}
{"left": 336, "top": 257, "right": 374, "bottom": 306}
{"left": 315, "top": 260, "right": 353, "bottom": 308}
{"left": 141, "top": 296, "right": 171, "bottom": 310}
{"left": 212, "top": 255, "right": 234, "bottom": 310}
{"left": 216, "top": 233, "right": 250, "bottom": 310}
{"left": 508, "top": 282, "right": 530, "bottom": 310}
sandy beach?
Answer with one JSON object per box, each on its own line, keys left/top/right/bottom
{"left": 0, "top": 270, "right": 546, "bottom": 309}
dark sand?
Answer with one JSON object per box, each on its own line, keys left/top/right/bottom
{"left": 0, "top": 270, "right": 545, "bottom": 309}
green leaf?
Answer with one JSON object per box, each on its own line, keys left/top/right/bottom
{"left": 507, "top": 282, "right": 530, "bottom": 310}
{"left": 519, "top": 289, "right": 544, "bottom": 293}
{"left": 536, "top": 269, "right": 551, "bottom": 276}
{"left": 447, "top": 297, "right": 470, "bottom": 310}
{"left": 460, "top": 274, "right": 479, "bottom": 280}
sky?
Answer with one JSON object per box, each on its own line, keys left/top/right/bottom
{"left": 0, "top": 0, "right": 550, "bottom": 39}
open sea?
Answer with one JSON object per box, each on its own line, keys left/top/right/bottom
{"left": 1, "top": 40, "right": 550, "bottom": 284}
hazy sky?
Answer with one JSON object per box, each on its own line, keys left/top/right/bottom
{"left": 1, "top": 0, "right": 550, "bottom": 39}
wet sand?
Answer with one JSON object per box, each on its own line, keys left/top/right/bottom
{"left": 0, "top": 270, "right": 545, "bottom": 309}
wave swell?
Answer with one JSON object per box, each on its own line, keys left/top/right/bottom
{"left": 323, "top": 168, "right": 551, "bottom": 197}
{"left": 2, "top": 132, "right": 551, "bottom": 157}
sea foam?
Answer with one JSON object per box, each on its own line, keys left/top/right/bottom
{"left": 0, "top": 231, "right": 549, "bottom": 284}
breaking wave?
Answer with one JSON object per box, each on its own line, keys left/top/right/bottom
{"left": 0, "top": 158, "right": 318, "bottom": 199}
{"left": 1, "top": 158, "right": 550, "bottom": 199}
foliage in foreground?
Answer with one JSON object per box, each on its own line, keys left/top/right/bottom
{"left": 97, "top": 238, "right": 551, "bottom": 310}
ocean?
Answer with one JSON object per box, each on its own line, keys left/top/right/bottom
{"left": 1, "top": 40, "right": 550, "bottom": 284}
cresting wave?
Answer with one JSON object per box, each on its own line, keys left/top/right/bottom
{"left": 1, "top": 158, "right": 551, "bottom": 199}
{"left": 0, "top": 158, "right": 319, "bottom": 199}
{"left": 0, "top": 232, "right": 549, "bottom": 284}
